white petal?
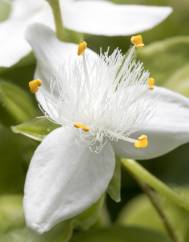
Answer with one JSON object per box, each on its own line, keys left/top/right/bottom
{"left": 114, "top": 87, "right": 189, "bottom": 160}
{"left": 0, "top": 0, "right": 54, "bottom": 67}
{"left": 61, "top": 1, "right": 172, "bottom": 36}
{"left": 24, "top": 127, "right": 115, "bottom": 233}
{"left": 26, "top": 23, "right": 97, "bottom": 121}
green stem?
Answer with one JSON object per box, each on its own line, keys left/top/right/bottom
{"left": 136, "top": 179, "right": 181, "bottom": 242}
{"left": 121, "top": 159, "right": 189, "bottom": 212}
{"left": 47, "top": 0, "right": 65, "bottom": 41}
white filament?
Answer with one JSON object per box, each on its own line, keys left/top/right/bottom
{"left": 38, "top": 47, "right": 157, "bottom": 151}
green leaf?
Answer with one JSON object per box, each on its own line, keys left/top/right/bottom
{"left": 0, "top": 194, "right": 73, "bottom": 242}
{"left": 0, "top": 0, "right": 11, "bottom": 22}
{"left": 0, "top": 195, "right": 24, "bottom": 233}
{"left": 12, "top": 117, "right": 60, "bottom": 141}
{"left": 70, "top": 226, "right": 171, "bottom": 242}
{"left": 0, "top": 124, "right": 37, "bottom": 194}
{"left": 139, "top": 36, "right": 189, "bottom": 86}
{"left": 75, "top": 197, "right": 105, "bottom": 230}
{"left": 107, "top": 158, "right": 121, "bottom": 202}
{"left": 117, "top": 189, "right": 189, "bottom": 242}
{"left": 0, "top": 81, "right": 38, "bottom": 125}
{"left": 164, "top": 64, "right": 189, "bottom": 97}
{"left": 122, "top": 159, "right": 189, "bottom": 213}
{"left": 0, "top": 222, "right": 73, "bottom": 242}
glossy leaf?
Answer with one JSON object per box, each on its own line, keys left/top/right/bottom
{"left": 12, "top": 117, "right": 60, "bottom": 141}
{"left": 70, "top": 226, "right": 171, "bottom": 242}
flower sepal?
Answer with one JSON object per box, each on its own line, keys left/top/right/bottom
{"left": 73, "top": 196, "right": 106, "bottom": 230}
{"left": 12, "top": 117, "right": 60, "bottom": 142}
{"left": 107, "top": 158, "right": 121, "bottom": 203}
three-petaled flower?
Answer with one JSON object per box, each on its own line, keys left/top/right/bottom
{"left": 24, "top": 23, "right": 189, "bottom": 233}
{"left": 0, "top": 0, "right": 172, "bottom": 67}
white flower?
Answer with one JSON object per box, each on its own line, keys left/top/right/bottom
{"left": 0, "top": 0, "right": 172, "bottom": 67}
{"left": 24, "top": 23, "right": 189, "bottom": 234}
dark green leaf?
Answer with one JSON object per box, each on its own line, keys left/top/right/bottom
{"left": 0, "top": 81, "right": 38, "bottom": 125}
{"left": 0, "top": 124, "right": 37, "bottom": 193}
{"left": 71, "top": 226, "right": 171, "bottom": 242}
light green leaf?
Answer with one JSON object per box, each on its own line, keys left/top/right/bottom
{"left": 0, "top": 0, "right": 11, "bottom": 22}
{"left": 0, "top": 223, "right": 73, "bottom": 242}
{"left": 12, "top": 117, "right": 60, "bottom": 141}
{"left": 107, "top": 158, "right": 121, "bottom": 202}
{"left": 70, "top": 226, "right": 171, "bottom": 242}
{"left": 0, "top": 195, "right": 24, "bottom": 233}
{"left": 164, "top": 64, "right": 189, "bottom": 97}
{"left": 117, "top": 188, "right": 189, "bottom": 242}
{"left": 139, "top": 36, "right": 189, "bottom": 86}
{"left": 0, "top": 81, "right": 38, "bottom": 125}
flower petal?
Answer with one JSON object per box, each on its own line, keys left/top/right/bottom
{"left": 114, "top": 87, "right": 189, "bottom": 160}
{"left": 24, "top": 127, "right": 115, "bottom": 233}
{"left": 61, "top": 1, "right": 172, "bottom": 36}
{"left": 0, "top": 0, "right": 54, "bottom": 67}
{"left": 26, "top": 23, "right": 97, "bottom": 121}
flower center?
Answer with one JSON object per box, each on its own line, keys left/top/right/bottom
{"left": 29, "top": 36, "right": 157, "bottom": 152}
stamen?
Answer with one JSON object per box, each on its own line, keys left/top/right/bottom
{"left": 29, "top": 79, "right": 42, "bottom": 93}
{"left": 134, "top": 135, "right": 148, "bottom": 148}
{"left": 78, "top": 41, "right": 90, "bottom": 85}
{"left": 131, "top": 35, "right": 144, "bottom": 48}
{"left": 74, "top": 122, "right": 90, "bottom": 132}
{"left": 77, "top": 41, "right": 87, "bottom": 56}
{"left": 148, "top": 77, "right": 155, "bottom": 90}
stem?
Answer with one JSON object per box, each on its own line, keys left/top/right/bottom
{"left": 47, "top": 0, "right": 65, "bottom": 41}
{"left": 135, "top": 178, "right": 181, "bottom": 242}
{"left": 121, "top": 159, "right": 189, "bottom": 212}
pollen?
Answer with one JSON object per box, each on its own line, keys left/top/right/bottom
{"left": 131, "top": 35, "right": 144, "bottom": 48}
{"left": 134, "top": 135, "right": 148, "bottom": 148}
{"left": 29, "top": 79, "right": 42, "bottom": 93}
{"left": 77, "top": 41, "right": 87, "bottom": 56}
{"left": 74, "top": 122, "right": 90, "bottom": 132}
{"left": 148, "top": 77, "right": 155, "bottom": 90}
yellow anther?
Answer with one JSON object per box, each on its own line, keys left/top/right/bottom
{"left": 131, "top": 35, "right": 144, "bottom": 48}
{"left": 29, "top": 79, "right": 42, "bottom": 93}
{"left": 148, "top": 77, "right": 155, "bottom": 90}
{"left": 74, "top": 122, "right": 90, "bottom": 132}
{"left": 134, "top": 135, "right": 148, "bottom": 148}
{"left": 77, "top": 41, "right": 87, "bottom": 56}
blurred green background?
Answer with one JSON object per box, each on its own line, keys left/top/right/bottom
{"left": 1, "top": 0, "right": 189, "bottom": 241}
